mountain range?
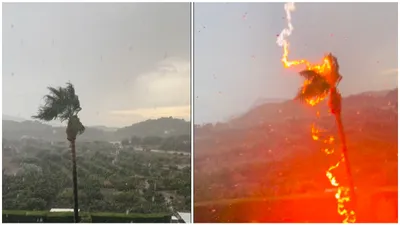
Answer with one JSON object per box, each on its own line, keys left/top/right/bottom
{"left": 197, "top": 88, "right": 397, "bottom": 131}
{"left": 2, "top": 117, "right": 190, "bottom": 142}
{"left": 194, "top": 88, "right": 398, "bottom": 201}
{"left": 2, "top": 115, "right": 26, "bottom": 122}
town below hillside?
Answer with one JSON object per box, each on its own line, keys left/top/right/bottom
{"left": 3, "top": 117, "right": 191, "bottom": 215}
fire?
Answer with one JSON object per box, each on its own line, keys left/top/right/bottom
{"left": 276, "top": 2, "right": 332, "bottom": 74}
{"left": 276, "top": 3, "right": 333, "bottom": 107}
{"left": 311, "top": 123, "right": 356, "bottom": 223}
{"left": 277, "top": 3, "right": 356, "bottom": 223}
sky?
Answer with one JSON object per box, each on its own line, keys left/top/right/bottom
{"left": 3, "top": 3, "right": 190, "bottom": 127}
{"left": 194, "top": 2, "right": 398, "bottom": 124}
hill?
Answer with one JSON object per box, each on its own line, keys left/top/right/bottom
{"left": 114, "top": 117, "right": 190, "bottom": 139}
{"left": 2, "top": 114, "right": 26, "bottom": 122}
{"left": 2, "top": 120, "right": 113, "bottom": 142}
{"left": 2, "top": 117, "right": 190, "bottom": 142}
{"left": 194, "top": 88, "right": 398, "bottom": 203}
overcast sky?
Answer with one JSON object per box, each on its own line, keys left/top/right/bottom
{"left": 194, "top": 2, "right": 398, "bottom": 124}
{"left": 3, "top": 3, "right": 190, "bottom": 127}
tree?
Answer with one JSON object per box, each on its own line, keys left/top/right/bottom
{"left": 121, "top": 138, "right": 130, "bottom": 146}
{"left": 295, "top": 53, "right": 356, "bottom": 220}
{"left": 160, "top": 136, "right": 177, "bottom": 151}
{"left": 130, "top": 136, "right": 142, "bottom": 146}
{"left": 142, "top": 136, "right": 163, "bottom": 146}
{"left": 32, "top": 82, "right": 84, "bottom": 223}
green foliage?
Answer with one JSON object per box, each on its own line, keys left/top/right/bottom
{"left": 2, "top": 211, "right": 170, "bottom": 223}
{"left": 130, "top": 136, "right": 142, "bottom": 146}
{"left": 142, "top": 136, "right": 163, "bottom": 146}
{"left": 115, "top": 117, "right": 190, "bottom": 139}
{"left": 32, "top": 82, "right": 85, "bottom": 142}
{"left": 3, "top": 139, "right": 191, "bottom": 213}
{"left": 45, "top": 212, "right": 76, "bottom": 223}
{"left": 90, "top": 212, "right": 171, "bottom": 223}
{"left": 159, "top": 135, "right": 191, "bottom": 152}
{"left": 32, "top": 83, "right": 81, "bottom": 122}
{"left": 79, "top": 213, "right": 92, "bottom": 223}
{"left": 121, "top": 134, "right": 190, "bottom": 152}
{"left": 121, "top": 138, "right": 130, "bottom": 146}
{"left": 2, "top": 210, "right": 47, "bottom": 223}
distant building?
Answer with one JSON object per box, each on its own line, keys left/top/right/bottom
{"left": 49, "top": 208, "right": 80, "bottom": 212}
{"left": 109, "top": 141, "right": 122, "bottom": 149}
{"left": 20, "top": 135, "right": 37, "bottom": 140}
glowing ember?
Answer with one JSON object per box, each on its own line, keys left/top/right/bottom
{"left": 277, "top": 2, "right": 356, "bottom": 223}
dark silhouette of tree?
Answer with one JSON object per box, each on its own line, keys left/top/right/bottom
{"left": 32, "top": 82, "right": 84, "bottom": 223}
{"left": 121, "top": 138, "right": 130, "bottom": 146}
{"left": 142, "top": 136, "right": 163, "bottom": 146}
{"left": 130, "top": 136, "right": 142, "bottom": 146}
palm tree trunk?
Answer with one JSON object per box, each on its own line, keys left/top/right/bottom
{"left": 334, "top": 113, "right": 357, "bottom": 210}
{"left": 70, "top": 140, "right": 80, "bottom": 223}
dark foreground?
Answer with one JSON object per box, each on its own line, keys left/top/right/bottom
{"left": 2, "top": 211, "right": 172, "bottom": 223}
{"left": 194, "top": 187, "right": 398, "bottom": 223}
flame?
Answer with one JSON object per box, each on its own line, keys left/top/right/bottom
{"left": 311, "top": 123, "right": 356, "bottom": 223}
{"left": 306, "top": 95, "right": 327, "bottom": 106}
{"left": 276, "top": 3, "right": 332, "bottom": 74}
{"left": 277, "top": 2, "right": 334, "bottom": 108}
{"left": 277, "top": 3, "right": 356, "bottom": 221}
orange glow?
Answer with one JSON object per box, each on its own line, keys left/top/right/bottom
{"left": 324, "top": 148, "right": 334, "bottom": 155}
{"left": 281, "top": 40, "right": 332, "bottom": 73}
{"left": 282, "top": 39, "right": 332, "bottom": 108}
{"left": 311, "top": 123, "right": 356, "bottom": 223}
{"left": 306, "top": 94, "right": 327, "bottom": 106}
{"left": 278, "top": 2, "right": 355, "bottom": 222}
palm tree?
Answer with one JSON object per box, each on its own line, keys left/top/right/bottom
{"left": 32, "top": 82, "right": 84, "bottom": 223}
{"left": 295, "top": 53, "right": 356, "bottom": 213}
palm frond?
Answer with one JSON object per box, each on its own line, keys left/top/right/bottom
{"left": 78, "top": 121, "right": 85, "bottom": 135}
{"left": 65, "top": 82, "right": 76, "bottom": 100}
{"left": 59, "top": 108, "right": 72, "bottom": 122}
{"left": 71, "top": 95, "right": 82, "bottom": 114}
{"left": 65, "top": 83, "right": 81, "bottom": 115}
{"left": 47, "top": 87, "right": 64, "bottom": 99}
{"left": 33, "top": 83, "right": 83, "bottom": 124}
{"left": 327, "top": 53, "right": 340, "bottom": 72}
{"left": 299, "top": 70, "right": 321, "bottom": 80}
{"left": 43, "top": 95, "right": 57, "bottom": 106}
{"left": 44, "top": 94, "right": 68, "bottom": 115}
{"left": 32, "top": 105, "right": 59, "bottom": 121}
{"left": 295, "top": 75, "right": 330, "bottom": 103}
{"left": 325, "top": 54, "right": 343, "bottom": 87}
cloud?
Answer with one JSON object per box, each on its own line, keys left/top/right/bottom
{"left": 126, "top": 57, "right": 190, "bottom": 108}
{"left": 107, "top": 57, "right": 190, "bottom": 125}
{"left": 110, "top": 105, "right": 190, "bottom": 120}
{"left": 380, "top": 68, "right": 398, "bottom": 76}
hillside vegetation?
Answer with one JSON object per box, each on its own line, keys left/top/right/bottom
{"left": 3, "top": 117, "right": 191, "bottom": 215}
{"left": 194, "top": 89, "right": 397, "bottom": 210}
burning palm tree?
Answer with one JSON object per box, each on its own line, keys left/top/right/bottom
{"left": 32, "top": 82, "right": 84, "bottom": 223}
{"left": 295, "top": 53, "right": 357, "bottom": 217}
